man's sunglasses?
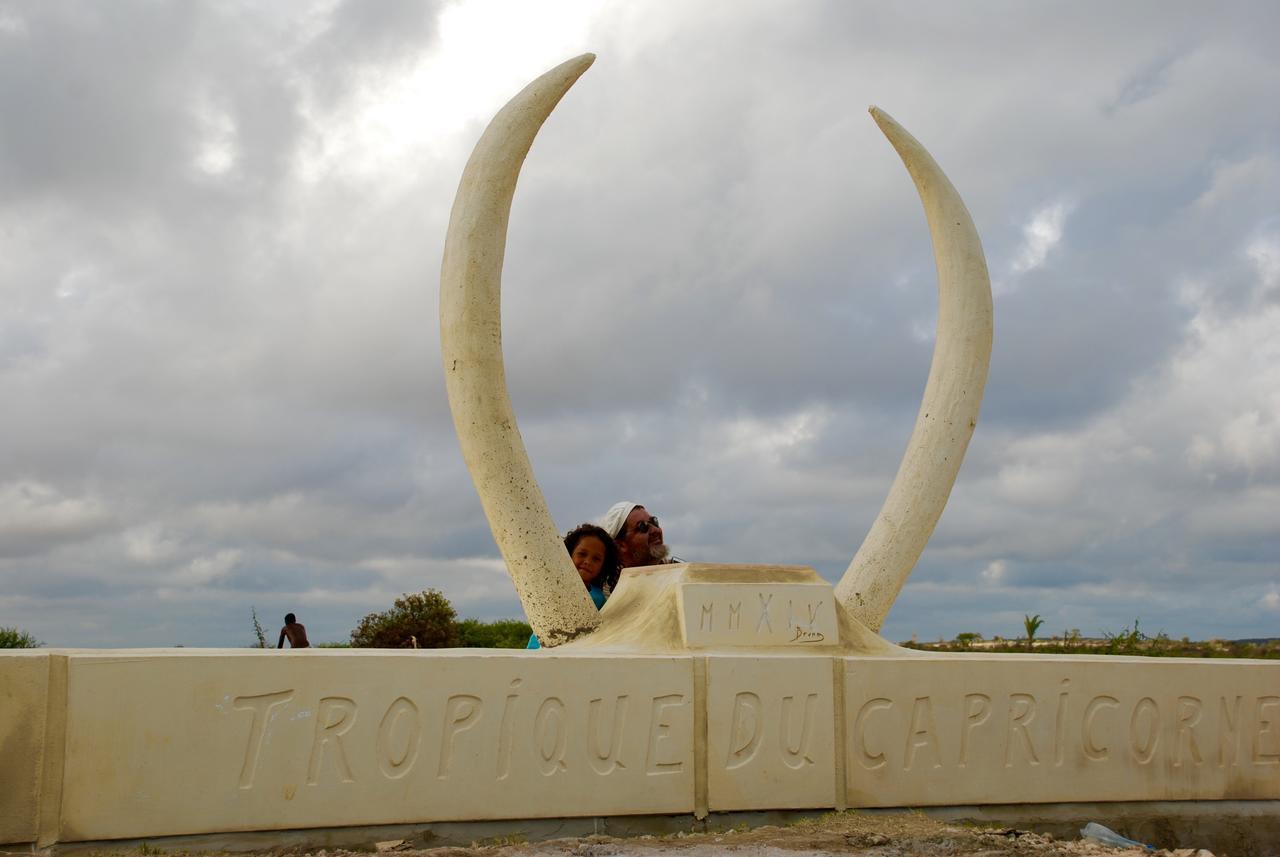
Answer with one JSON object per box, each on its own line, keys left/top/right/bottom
{"left": 630, "top": 517, "right": 660, "bottom": 534}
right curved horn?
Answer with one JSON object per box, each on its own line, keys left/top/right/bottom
{"left": 439, "top": 55, "right": 601, "bottom": 647}
{"left": 833, "top": 107, "right": 994, "bottom": 631}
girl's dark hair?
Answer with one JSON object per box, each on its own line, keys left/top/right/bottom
{"left": 564, "top": 523, "right": 621, "bottom": 593}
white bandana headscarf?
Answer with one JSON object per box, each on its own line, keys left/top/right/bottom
{"left": 601, "top": 501, "right": 639, "bottom": 539}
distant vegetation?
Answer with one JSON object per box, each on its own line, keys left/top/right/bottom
{"left": 1, "top": 626, "right": 42, "bottom": 648}
{"left": 346, "top": 589, "right": 532, "bottom": 649}
{"left": 456, "top": 618, "right": 534, "bottom": 648}
{"left": 351, "top": 589, "right": 460, "bottom": 648}
{"left": 905, "top": 618, "right": 1280, "bottom": 659}
{"left": 250, "top": 607, "right": 269, "bottom": 648}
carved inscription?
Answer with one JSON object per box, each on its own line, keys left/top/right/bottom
{"left": 233, "top": 689, "right": 294, "bottom": 789}
{"left": 535, "top": 697, "right": 568, "bottom": 775}
{"left": 587, "top": 695, "right": 629, "bottom": 775}
{"left": 376, "top": 697, "right": 421, "bottom": 779}
{"left": 438, "top": 694, "right": 482, "bottom": 778}
{"left": 725, "top": 692, "right": 762, "bottom": 769}
{"left": 231, "top": 685, "right": 689, "bottom": 790}
{"left": 724, "top": 690, "right": 819, "bottom": 771}
{"left": 497, "top": 678, "right": 521, "bottom": 779}
{"left": 755, "top": 594, "right": 773, "bottom": 633}
{"left": 646, "top": 694, "right": 686, "bottom": 774}
{"left": 905, "top": 696, "right": 941, "bottom": 771}
{"left": 1257, "top": 696, "right": 1280, "bottom": 764}
{"left": 308, "top": 696, "right": 357, "bottom": 784}
{"left": 959, "top": 693, "right": 990, "bottom": 767}
{"left": 1005, "top": 693, "right": 1038, "bottom": 767}
{"left": 680, "top": 583, "right": 837, "bottom": 648}
{"left": 779, "top": 693, "right": 819, "bottom": 769}
{"left": 704, "top": 657, "right": 836, "bottom": 813}
{"left": 854, "top": 688, "right": 1280, "bottom": 774}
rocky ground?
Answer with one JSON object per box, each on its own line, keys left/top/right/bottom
{"left": 50, "top": 812, "right": 1245, "bottom": 857}
{"left": 354, "top": 812, "right": 1217, "bottom": 857}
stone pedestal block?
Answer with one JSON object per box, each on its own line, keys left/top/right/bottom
{"left": 2, "top": 633, "right": 1278, "bottom": 847}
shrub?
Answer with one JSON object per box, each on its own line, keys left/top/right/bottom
{"left": 456, "top": 618, "right": 533, "bottom": 648}
{"left": 250, "top": 607, "right": 268, "bottom": 649}
{"left": 351, "top": 589, "right": 459, "bottom": 649}
{"left": 0, "top": 626, "right": 42, "bottom": 648}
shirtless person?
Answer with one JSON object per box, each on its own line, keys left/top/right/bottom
{"left": 277, "top": 613, "right": 311, "bottom": 649}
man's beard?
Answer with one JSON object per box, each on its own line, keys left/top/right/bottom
{"left": 646, "top": 542, "right": 670, "bottom": 563}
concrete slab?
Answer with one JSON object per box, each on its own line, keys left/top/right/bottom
{"left": 3, "top": 646, "right": 1277, "bottom": 847}
{"left": 57, "top": 651, "right": 694, "bottom": 841}
{"left": 0, "top": 652, "right": 52, "bottom": 845}
{"left": 844, "top": 654, "right": 1280, "bottom": 807}
{"left": 706, "top": 655, "right": 836, "bottom": 811}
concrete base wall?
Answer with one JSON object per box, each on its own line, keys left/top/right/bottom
{"left": 3, "top": 649, "right": 1278, "bottom": 847}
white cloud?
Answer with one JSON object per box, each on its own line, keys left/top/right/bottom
{"left": 172, "top": 549, "right": 243, "bottom": 587}
{"left": 981, "top": 560, "right": 1007, "bottom": 584}
{"left": 721, "top": 408, "right": 826, "bottom": 464}
{"left": 192, "top": 95, "right": 239, "bottom": 177}
{"left": 1247, "top": 234, "right": 1280, "bottom": 298}
{"left": 0, "top": 7, "right": 27, "bottom": 37}
{"left": 1010, "top": 201, "right": 1071, "bottom": 275}
{"left": 1195, "top": 155, "right": 1280, "bottom": 213}
{"left": 296, "top": 0, "right": 601, "bottom": 181}
{"left": 123, "top": 524, "right": 182, "bottom": 564}
{"left": 0, "top": 481, "right": 113, "bottom": 557}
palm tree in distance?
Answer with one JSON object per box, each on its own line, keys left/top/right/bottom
{"left": 1023, "top": 614, "right": 1045, "bottom": 651}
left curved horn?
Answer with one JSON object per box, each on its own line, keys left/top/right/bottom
{"left": 439, "top": 54, "right": 601, "bottom": 647}
{"left": 834, "top": 107, "right": 994, "bottom": 631}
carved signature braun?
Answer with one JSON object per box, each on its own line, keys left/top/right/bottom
{"left": 790, "top": 626, "right": 825, "bottom": 644}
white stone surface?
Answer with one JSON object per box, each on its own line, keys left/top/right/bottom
{"left": 4, "top": 646, "right": 1278, "bottom": 846}
{"left": 439, "top": 53, "right": 601, "bottom": 647}
{"left": 706, "top": 655, "right": 836, "bottom": 811}
{"left": 679, "top": 584, "right": 838, "bottom": 649}
{"left": 834, "top": 108, "right": 994, "bottom": 632}
{"left": 57, "top": 651, "right": 694, "bottom": 840}
{"left": 0, "top": 652, "right": 50, "bottom": 844}
{"left": 845, "top": 655, "right": 1280, "bottom": 807}
{"left": 570, "top": 564, "right": 893, "bottom": 655}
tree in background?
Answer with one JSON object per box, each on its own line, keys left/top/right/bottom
{"left": 352, "top": 589, "right": 459, "bottom": 649}
{"left": 1, "top": 626, "right": 42, "bottom": 648}
{"left": 1023, "top": 614, "right": 1045, "bottom": 650}
{"left": 456, "top": 618, "right": 533, "bottom": 649}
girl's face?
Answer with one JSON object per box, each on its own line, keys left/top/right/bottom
{"left": 570, "top": 535, "right": 607, "bottom": 584}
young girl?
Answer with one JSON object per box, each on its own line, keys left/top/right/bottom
{"left": 526, "top": 523, "right": 620, "bottom": 649}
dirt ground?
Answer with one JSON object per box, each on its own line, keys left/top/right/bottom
{"left": 349, "top": 812, "right": 1215, "bottom": 857}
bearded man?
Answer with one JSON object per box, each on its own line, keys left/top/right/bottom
{"left": 601, "top": 501, "right": 681, "bottom": 569}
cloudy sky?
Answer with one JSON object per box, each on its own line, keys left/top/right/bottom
{"left": 3, "top": 1, "right": 1278, "bottom": 648}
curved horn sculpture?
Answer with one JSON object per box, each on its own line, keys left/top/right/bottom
{"left": 440, "top": 54, "right": 601, "bottom": 647}
{"left": 833, "top": 107, "right": 994, "bottom": 631}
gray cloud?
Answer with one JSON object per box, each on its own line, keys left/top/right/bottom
{"left": 2, "top": 0, "right": 1278, "bottom": 647}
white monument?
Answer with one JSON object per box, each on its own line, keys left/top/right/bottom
{"left": 1, "top": 54, "right": 1276, "bottom": 851}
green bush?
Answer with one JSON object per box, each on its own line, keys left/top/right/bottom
{"left": 351, "top": 589, "right": 459, "bottom": 649}
{"left": 0, "top": 626, "right": 42, "bottom": 648}
{"left": 456, "top": 618, "right": 533, "bottom": 648}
